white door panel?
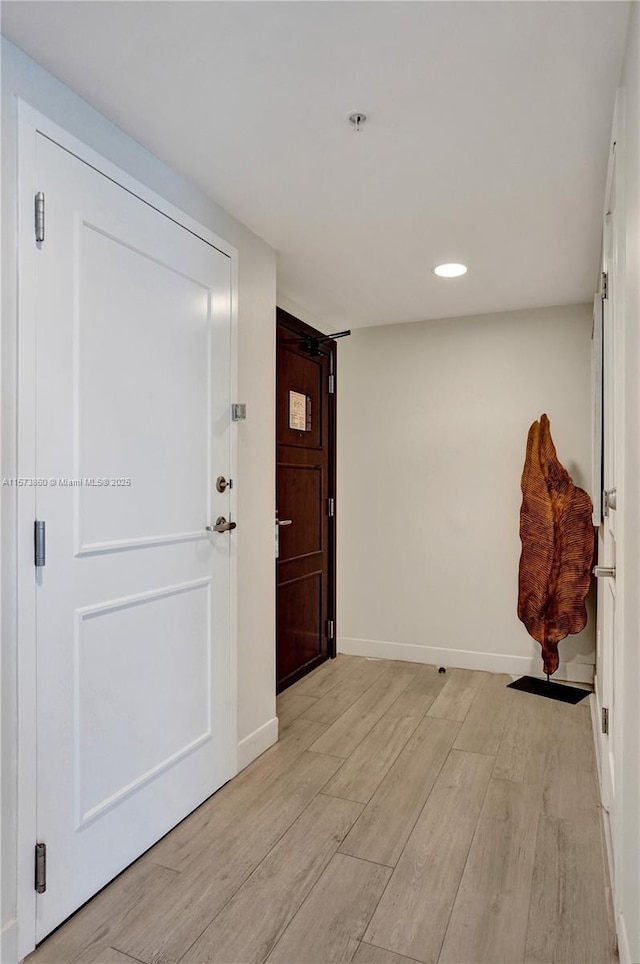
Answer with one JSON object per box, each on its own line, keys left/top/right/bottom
{"left": 34, "top": 133, "right": 233, "bottom": 938}
{"left": 75, "top": 579, "right": 212, "bottom": 826}
{"left": 76, "top": 221, "right": 212, "bottom": 548}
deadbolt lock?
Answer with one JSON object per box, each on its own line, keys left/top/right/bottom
{"left": 216, "top": 476, "right": 231, "bottom": 493}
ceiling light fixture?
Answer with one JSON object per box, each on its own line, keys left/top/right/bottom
{"left": 434, "top": 263, "right": 468, "bottom": 278}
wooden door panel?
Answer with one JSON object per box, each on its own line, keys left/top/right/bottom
{"left": 276, "top": 309, "right": 336, "bottom": 692}
{"left": 277, "top": 348, "right": 324, "bottom": 449}
{"left": 278, "top": 464, "right": 324, "bottom": 560}
{"left": 277, "top": 572, "right": 324, "bottom": 680}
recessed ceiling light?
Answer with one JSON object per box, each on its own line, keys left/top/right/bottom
{"left": 434, "top": 263, "right": 468, "bottom": 278}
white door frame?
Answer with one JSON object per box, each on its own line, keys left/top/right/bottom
{"left": 592, "top": 87, "right": 626, "bottom": 951}
{"left": 14, "top": 100, "right": 239, "bottom": 961}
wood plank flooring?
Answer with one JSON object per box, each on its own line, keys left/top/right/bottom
{"left": 28, "top": 656, "right": 617, "bottom": 964}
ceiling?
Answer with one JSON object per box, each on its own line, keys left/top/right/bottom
{"left": 2, "top": 1, "right": 630, "bottom": 328}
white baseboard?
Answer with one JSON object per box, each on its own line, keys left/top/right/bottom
{"left": 1, "top": 916, "right": 18, "bottom": 964}
{"left": 617, "top": 912, "right": 631, "bottom": 964}
{"left": 236, "top": 717, "right": 279, "bottom": 774}
{"left": 338, "top": 637, "right": 594, "bottom": 685}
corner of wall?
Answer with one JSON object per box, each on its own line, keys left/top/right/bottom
{"left": 236, "top": 717, "right": 279, "bottom": 773}
{"left": 276, "top": 293, "right": 330, "bottom": 334}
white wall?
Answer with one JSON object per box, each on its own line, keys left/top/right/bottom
{"left": 614, "top": 6, "right": 640, "bottom": 962}
{"left": 337, "top": 304, "right": 595, "bottom": 682}
{"left": 276, "top": 293, "right": 331, "bottom": 334}
{"left": 1, "top": 38, "right": 276, "bottom": 963}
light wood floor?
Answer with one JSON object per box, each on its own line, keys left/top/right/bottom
{"left": 28, "top": 656, "right": 617, "bottom": 964}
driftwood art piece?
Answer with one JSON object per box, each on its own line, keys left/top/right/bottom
{"left": 518, "top": 414, "right": 594, "bottom": 676}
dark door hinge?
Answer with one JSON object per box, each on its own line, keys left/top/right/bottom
{"left": 327, "top": 619, "right": 335, "bottom": 641}
{"left": 602, "top": 706, "right": 609, "bottom": 735}
{"left": 35, "top": 842, "right": 46, "bottom": 893}
{"left": 35, "top": 192, "right": 45, "bottom": 243}
{"left": 602, "top": 271, "right": 608, "bottom": 300}
{"left": 327, "top": 497, "right": 335, "bottom": 518}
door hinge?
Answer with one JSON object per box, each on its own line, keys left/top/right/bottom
{"left": 328, "top": 374, "right": 335, "bottom": 395}
{"left": 327, "top": 497, "right": 335, "bottom": 518}
{"left": 35, "top": 192, "right": 45, "bottom": 243}
{"left": 35, "top": 842, "right": 46, "bottom": 894}
{"left": 327, "top": 619, "right": 335, "bottom": 641}
{"left": 603, "top": 488, "right": 617, "bottom": 515}
{"left": 602, "top": 706, "right": 609, "bottom": 735}
{"left": 34, "top": 520, "right": 46, "bottom": 567}
{"left": 602, "top": 271, "right": 608, "bottom": 300}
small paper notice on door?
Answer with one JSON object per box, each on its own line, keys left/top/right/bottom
{"left": 289, "top": 391, "right": 309, "bottom": 431}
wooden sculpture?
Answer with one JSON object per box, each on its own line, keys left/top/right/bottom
{"left": 518, "top": 414, "right": 594, "bottom": 675}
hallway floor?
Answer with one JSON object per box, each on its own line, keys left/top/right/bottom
{"left": 28, "top": 656, "right": 617, "bottom": 964}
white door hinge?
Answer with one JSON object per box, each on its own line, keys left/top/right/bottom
{"left": 35, "top": 192, "right": 45, "bottom": 243}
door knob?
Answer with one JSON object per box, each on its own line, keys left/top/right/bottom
{"left": 604, "top": 488, "right": 617, "bottom": 512}
{"left": 593, "top": 565, "right": 616, "bottom": 578}
{"left": 216, "top": 476, "right": 231, "bottom": 493}
{"left": 207, "top": 516, "right": 237, "bottom": 533}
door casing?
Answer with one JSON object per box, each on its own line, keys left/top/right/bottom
{"left": 13, "top": 101, "right": 239, "bottom": 961}
{"left": 592, "top": 87, "right": 626, "bottom": 946}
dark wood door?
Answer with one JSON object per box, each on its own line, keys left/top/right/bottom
{"left": 276, "top": 308, "right": 336, "bottom": 692}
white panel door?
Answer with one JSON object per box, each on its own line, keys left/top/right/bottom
{"left": 34, "top": 133, "right": 234, "bottom": 939}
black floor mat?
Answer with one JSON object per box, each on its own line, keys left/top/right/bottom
{"left": 507, "top": 675, "right": 590, "bottom": 704}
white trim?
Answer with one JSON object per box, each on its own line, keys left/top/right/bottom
{"left": 617, "top": 913, "right": 631, "bottom": 964}
{"left": 593, "top": 87, "right": 627, "bottom": 956}
{"left": 590, "top": 683, "right": 605, "bottom": 776}
{"left": 14, "top": 100, "right": 239, "bottom": 962}
{"left": 16, "top": 101, "right": 39, "bottom": 963}
{"left": 338, "top": 637, "right": 595, "bottom": 685}
{"left": 75, "top": 530, "right": 211, "bottom": 556}
{"left": 609, "top": 89, "right": 627, "bottom": 946}
{"left": 590, "top": 86, "right": 632, "bottom": 964}
{"left": 228, "top": 250, "right": 239, "bottom": 782}
{"left": 1, "top": 918, "right": 18, "bottom": 964}
{"left": 237, "top": 718, "right": 279, "bottom": 773}
{"left": 590, "top": 691, "right": 616, "bottom": 903}
{"left": 21, "top": 105, "right": 238, "bottom": 262}
{"left": 591, "top": 292, "right": 604, "bottom": 525}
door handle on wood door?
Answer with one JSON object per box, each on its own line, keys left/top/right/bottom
{"left": 276, "top": 519, "right": 293, "bottom": 526}
{"left": 206, "top": 516, "right": 237, "bottom": 533}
